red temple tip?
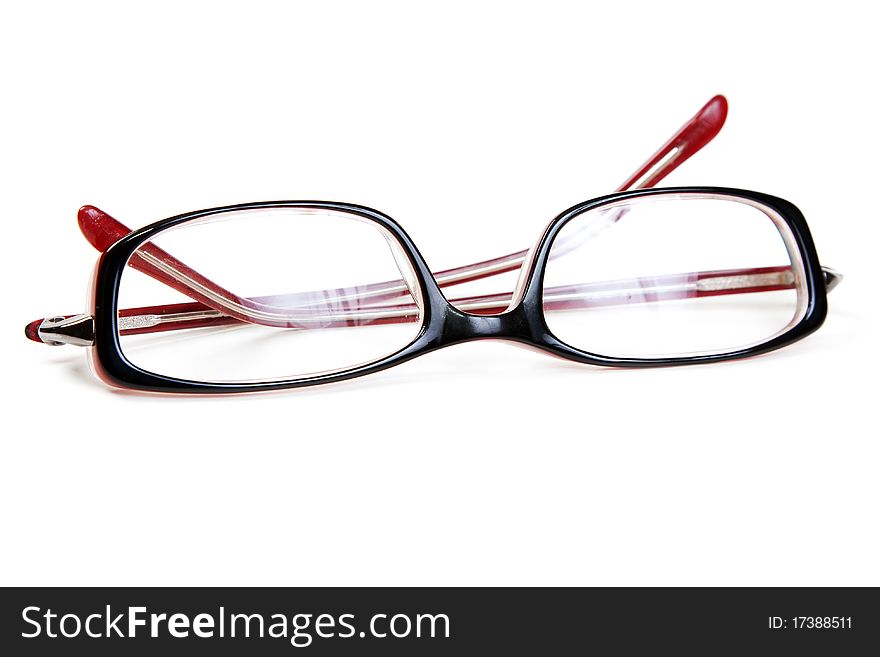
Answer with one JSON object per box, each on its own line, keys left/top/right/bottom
{"left": 691, "top": 94, "right": 728, "bottom": 144}
{"left": 78, "top": 205, "right": 133, "bottom": 253}
{"left": 25, "top": 318, "right": 43, "bottom": 342}
{"left": 618, "top": 94, "right": 730, "bottom": 191}
{"left": 671, "top": 94, "right": 728, "bottom": 161}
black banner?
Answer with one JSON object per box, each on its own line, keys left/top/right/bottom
{"left": 1, "top": 587, "right": 876, "bottom": 655}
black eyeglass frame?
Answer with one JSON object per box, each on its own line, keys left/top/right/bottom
{"left": 90, "top": 186, "right": 828, "bottom": 394}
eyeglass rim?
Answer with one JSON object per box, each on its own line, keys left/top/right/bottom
{"left": 90, "top": 186, "right": 827, "bottom": 393}
{"left": 528, "top": 188, "right": 825, "bottom": 365}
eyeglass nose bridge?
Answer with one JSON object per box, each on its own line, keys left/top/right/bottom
{"left": 435, "top": 301, "right": 540, "bottom": 346}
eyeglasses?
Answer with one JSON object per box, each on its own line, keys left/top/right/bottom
{"left": 26, "top": 95, "right": 841, "bottom": 394}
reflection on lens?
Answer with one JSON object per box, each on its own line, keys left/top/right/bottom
{"left": 117, "top": 207, "right": 424, "bottom": 382}
{"left": 541, "top": 194, "right": 807, "bottom": 358}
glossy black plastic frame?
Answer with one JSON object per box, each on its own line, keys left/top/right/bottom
{"left": 92, "top": 187, "right": 828, "bottom": 393}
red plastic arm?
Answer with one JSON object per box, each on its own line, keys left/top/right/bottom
{"left": 427, "top": 95, "right": 729, "bottom": 288}
{"left": 617, "top": 94, "right": 727, "bottom": 190}
{"left": 62, "top": 265, "right": 791, "bottom": 338}
{"left": 77, "top": 207, "right": 382, "bottom": 330}
{"left": 83, "top": 96, "right": 729, "bottom": 297}
{"left": 106, "top": 97, "right": 728, "bottom": 294}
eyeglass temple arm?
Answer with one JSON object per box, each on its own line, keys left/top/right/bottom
{"left": 410, "top": 94, "right": 732, "bottom": 289}
{"left": 28, "top": 265, "right": 801, "bottom": 342}
{"left": 77, "top": 205, "right": 290, "bottom": 324}
{"left": 75, "top": 95, "right": 732, "bottom": 299}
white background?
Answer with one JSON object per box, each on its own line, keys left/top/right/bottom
{"left": 2, "top": 1, "right": 877, "bottom": 586}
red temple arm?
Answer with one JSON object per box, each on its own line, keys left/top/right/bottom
{"left": 81, "top": 96, "right": 729, "bottom": 302}
{"left": 617, "top": 94, "right": 727, "bottom": 190}
{"left": 421, "top": 95, "right": 729, "bottom": 290}
{"left": 24, "top": 265, "right": 794, "bottom": 340}
{"left": 77, "top": 206, "right": 361, "bottom": 329}
{"left": 99, "top": 95, "right": 729, "bottom": 300}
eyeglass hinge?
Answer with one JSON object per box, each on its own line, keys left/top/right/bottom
{"left": 822, "top": 267, "right": 843, "bottom": 292}
{"left": 38, "top": 314, "right": 95, "bottom": 347}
